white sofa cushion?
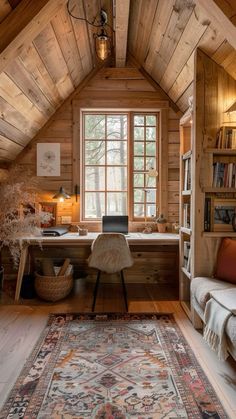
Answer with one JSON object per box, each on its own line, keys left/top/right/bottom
{"left": 191, "top": 277, "right": 235, "bottom": 310}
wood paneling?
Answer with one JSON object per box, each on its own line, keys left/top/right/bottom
{"left": 193, "top": 49, "right": 236, "bottom": 277}
{"left": 129, "top": 0, "right": 236, "bottom": 114}
{"left": 14, "top": 67, "right": 180, "bottom": 228}
{"left": 0, "top": 0, "right": 235, "bottom": 166}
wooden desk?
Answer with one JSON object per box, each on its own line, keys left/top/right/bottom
{"left": 15, "top": 232, "right": 179, "bottom": 301}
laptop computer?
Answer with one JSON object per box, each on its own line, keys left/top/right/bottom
{"left": 102, "top": 215, "right": 129, "bottom": 235}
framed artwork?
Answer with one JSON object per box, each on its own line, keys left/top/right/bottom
{"left": 37, "top": 143, "right": 60, "bottom": 176}
{"left": 39, "top": 202, "right": 57, "bottom": 228}
{"left": 213, "top": 198, "right": 236, "bottom": 231}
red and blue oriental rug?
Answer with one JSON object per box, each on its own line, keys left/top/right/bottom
{"left": 0, "top": 313, "right": 228, "bottom": 418}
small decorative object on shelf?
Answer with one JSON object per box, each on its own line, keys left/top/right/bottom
{"left": 156, "top": 214, "right": 167, "bottom": 233}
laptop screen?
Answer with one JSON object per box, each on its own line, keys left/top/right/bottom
{"left": 102, "top": 215, "right": 129, "bottom": 235}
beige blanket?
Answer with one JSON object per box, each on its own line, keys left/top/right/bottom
{"left": 203, "top": 288, "right": 236, "bottom": 361}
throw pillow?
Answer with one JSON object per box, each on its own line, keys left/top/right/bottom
{"left": 215, "top": 238, "right": 236, "bottom": 284}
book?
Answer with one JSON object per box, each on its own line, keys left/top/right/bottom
{"left": 183, "top": 203, "right": 190, "bottom": 228}
{"left": 204, "top": 197, "right": 212, "bottom": 231}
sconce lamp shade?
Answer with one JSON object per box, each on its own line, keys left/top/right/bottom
{"left": 53, "top": 187, "right": 71, "bottom": 202}
{"left": 225, "top": 101, "right": 236, "bottom": 113}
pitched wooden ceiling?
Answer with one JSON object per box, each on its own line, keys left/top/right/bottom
{"left": 0, "top": 0, "right": 235, "bottom": 166}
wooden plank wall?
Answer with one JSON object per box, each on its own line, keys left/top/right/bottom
{"left": 16, "top": 67, "right": 181, "bottom": 225}
{"left": 193, "top": 49, "right": 236, "bottom": 277}
{"left": 3, "top": 67, "right": 180, "bottom": 285}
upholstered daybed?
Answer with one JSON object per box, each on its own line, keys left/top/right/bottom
{"left": 190, "top": 238, "right": 236, "bottom": 361}
{"left": 191, "top": 276, "right": 236, "bottom": 360}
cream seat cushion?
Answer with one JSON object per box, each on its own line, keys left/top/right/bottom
{"left": 191, "top": 277, "right": 234, "bottom": 310}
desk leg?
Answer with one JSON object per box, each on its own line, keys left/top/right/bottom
{"left": 15, "top": 244, "right": 29, "bottom": 302}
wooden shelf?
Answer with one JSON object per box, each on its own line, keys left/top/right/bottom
{"left": 182, "top": 190, "right": 191, "bottom": 196}
{"left": 202, "top": 187, "right": 236, "bottom": 193}
{"left": 182, "top": 150, "right": 192, "bottom": 160}
{"left": 180, "top": 227, "right": 192, "bottom": 235}
{"left": 181, "top": 266, "right": 191, "bottom": 279}
{"left": 204, "top": 148, "right": 236, "bottom": 155}
{"left": 202, "top": 231, "right": 236, "bottom": 237}
{"left": 180, "top": 301, "right": 191, "bottom": 319}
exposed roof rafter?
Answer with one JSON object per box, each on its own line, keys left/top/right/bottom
{"left": 115, "top": 0, "right": 130, "bottom": 67}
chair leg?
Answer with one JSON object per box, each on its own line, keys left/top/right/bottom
{"left": 92, "top": 270, "right": 101, "bottom": 312}
{"left": 120, "top": 270, "right": 128, "bottom": 312}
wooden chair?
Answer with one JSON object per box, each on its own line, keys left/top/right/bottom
{"left": 88, "top": 233, "right": 134, "bottom": 311}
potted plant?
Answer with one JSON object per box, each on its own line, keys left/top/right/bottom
{"left": 0, "top": 166, "right": 51, "bottom": 290}
{"left": 156, "top": 214, "right": 168, "bottom": 233}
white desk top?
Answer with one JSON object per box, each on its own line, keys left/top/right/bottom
{"left": 20, "top": 232, "right": 179, "bottom": 246}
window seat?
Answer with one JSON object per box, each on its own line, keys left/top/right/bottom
{"left": 191, "top": 276, "right": 236, "bottom": 361}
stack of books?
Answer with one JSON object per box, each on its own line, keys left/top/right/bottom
{"left": 213, "top": 162, "right": 236, "bottom": 188}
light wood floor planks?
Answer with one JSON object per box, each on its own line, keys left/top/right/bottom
{"left": 0, "top": 282, "right": 235, "bottom": 418}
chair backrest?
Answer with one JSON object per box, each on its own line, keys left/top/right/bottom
{"left": 88, "top": 233, "right": 133, "bottom": 274}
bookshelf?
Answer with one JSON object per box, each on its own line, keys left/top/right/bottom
{"left": 178, "top": 50, "right": 236, "bottom": 328}
{"left": 179, "top": 109, "right": 193, "bottom": 319}
{"left": 191, "top": 49, "right": 236, "bottom": 301}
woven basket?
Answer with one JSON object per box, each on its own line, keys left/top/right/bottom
{"left": 35, "top": 266, "right": 73, "bottom": 302}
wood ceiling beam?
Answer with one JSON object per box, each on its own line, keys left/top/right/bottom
{"left": 115, "top": 0, "right": 130, "bottom": 67}
{"left": 0, "top": 0, "right": 67, "bottom": 73}
{"left": 198, "top": 0, "right": 236, "bottom": 49}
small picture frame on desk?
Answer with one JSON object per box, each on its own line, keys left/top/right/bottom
{"left": 39, "top": 202, "right": 57, "bottom": 228}
{"left": 213, "top": 198, "right": 236, "bottom": 232}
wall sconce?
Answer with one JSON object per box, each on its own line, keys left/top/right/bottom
{"left": 53, "top": 187, "right": 71, "bottom": 202}
{"left": 75, "top": 184, "right": 80, "bottom": 202}
{"left": 67, "top": 2, "right": 113, "bottom": 61}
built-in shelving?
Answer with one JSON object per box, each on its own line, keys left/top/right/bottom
{"left": 202, "top": 232, "right": 236, "bottom": 238}
{"left": 204, "top": 148, "right": 236, "bottom": 155}
{"left": 202, "top": 187, "right": 236, "bottom": 193}
{"left": 181, "top": 301, "right": 191, "bottom": 318}
{"left": 180, "top": 227, "right": 192, "bottom": 235}
{"left": 182, "top": 150, "right": 192, "bottom": 159}
{"left": 179, "top": 109, "right": 193, "bottom": 321}
{"left": 181, "top": 266, "right": 191, "bottom": 279}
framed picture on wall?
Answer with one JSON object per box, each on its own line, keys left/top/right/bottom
{"left": 39, "top": 202, "right": 57, "bottom": 228}
{"left": 213, "top": 198, "right": 236, "bottom": 231}
{"left": 37, "top": 143, "right": 60, "bottom": 176}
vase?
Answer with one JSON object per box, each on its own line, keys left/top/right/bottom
{"left": 157, "top": 223, "right": 167, "bottom": 233}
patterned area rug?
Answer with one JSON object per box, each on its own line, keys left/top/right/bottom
{"left": 0, "top": 313, "right": 228, "bottom": 418}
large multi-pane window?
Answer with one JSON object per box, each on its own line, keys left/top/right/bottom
{"left": 82, "top": 112, "right": 158, "bottom": 221}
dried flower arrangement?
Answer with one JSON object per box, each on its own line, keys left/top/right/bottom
{"left": 0, "top": 166, "right": 51, "bottom": 267}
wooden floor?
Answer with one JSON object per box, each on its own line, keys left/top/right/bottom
{"left": 0, "top": 281, "right": 236, "bottom": 418}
